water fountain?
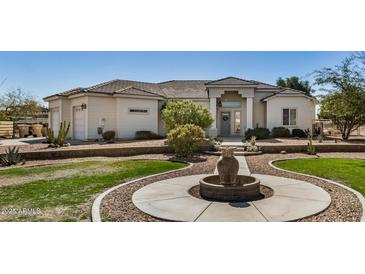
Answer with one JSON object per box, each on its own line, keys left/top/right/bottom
{"left": 199, "top": 147, "right": 261, "bottom": 202}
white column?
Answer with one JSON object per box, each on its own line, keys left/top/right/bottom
{"left": 209, "top": 97, "right": 218, "bottom": 137}
{"left": 246, "top": 97, "right": 253, "bottom": 129}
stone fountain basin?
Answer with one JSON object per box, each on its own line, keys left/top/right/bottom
{"left": 199, "top": 175, "right": 261, "bottom": 202}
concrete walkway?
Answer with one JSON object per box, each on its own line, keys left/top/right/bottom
{"left": 132, "top": 160, "right": 331, "bottom": 222}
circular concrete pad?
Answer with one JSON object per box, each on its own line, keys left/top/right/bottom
{"left": 132, "top": 174, "right": 331, "bottom": 222}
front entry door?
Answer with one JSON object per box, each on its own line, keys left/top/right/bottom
{"left": 221, "top": 112, "right": 231, "bottom": 136}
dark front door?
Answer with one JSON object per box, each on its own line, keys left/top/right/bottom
{"left": 221, "top": 112, "right": 231, "bottom": 136}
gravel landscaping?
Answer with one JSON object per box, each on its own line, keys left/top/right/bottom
{"left": 246, "top": 153, "right": 364, "bottom": 222}
{"left": 100, "top": 154, "right": 219, "bottom": 221}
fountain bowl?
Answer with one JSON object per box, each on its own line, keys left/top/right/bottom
{"left": 199, "top": 175, "right": 261, "bottom": 202}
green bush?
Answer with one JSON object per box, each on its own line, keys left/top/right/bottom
{"left": 292, "top": 129, "right": 307, "bottom": 138}
{"left": 162, "top": 100, "right": 213, "bottom": 131}
{"left": 167, "top": 124, "right": 205, "bottom": 157}
{"left": 1, "top": 146, "right": 24, "bottom": 166}
{"left": 271, "top": 127, "right": 291, "bottom": 138}
{"left": 135, "top": 131, "right": 163, "bottom": 140}
{"left": 245, "top": 127, "right": 270, "bottom": 140}
{"left": 102, "top": 130, "right": 116, "bottom": 141}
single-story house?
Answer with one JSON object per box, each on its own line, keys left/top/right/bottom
{"left": 43, "top": 76, "right": 316, "bottom": 140}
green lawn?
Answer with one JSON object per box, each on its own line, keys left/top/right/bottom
{"left": 0, "top": 160, "right": 186, "bottom": 221}
{"left": 274, "top": 158, "right": 365, "bottom": 196}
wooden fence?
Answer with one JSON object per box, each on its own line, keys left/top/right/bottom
{"left": 0, "top": 121, "right": 14, "bottom": 138}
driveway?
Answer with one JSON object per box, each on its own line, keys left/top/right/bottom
{"left": 0, "top": 137, "right": 46, "bottom": 146}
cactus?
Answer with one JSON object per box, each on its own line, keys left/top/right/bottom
{"left": 47, "top": 121, "right": 70, "bottom": 146}
{"left": 1, "top": 146, "right": 24, "bottom": 166}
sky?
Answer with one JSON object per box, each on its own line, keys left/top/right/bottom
{"left": 0, "top": 51, "right": 353, "bottom": 102}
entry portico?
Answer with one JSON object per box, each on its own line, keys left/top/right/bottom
{"left": 207, "top": 78, "right": 256, "bottom": 137}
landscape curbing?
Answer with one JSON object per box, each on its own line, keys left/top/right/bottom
{"left": 91, "top": 161, "right": 193, "bottom": 222}
{"left": 269, "top": 159, "right": 365, "bottom": 222}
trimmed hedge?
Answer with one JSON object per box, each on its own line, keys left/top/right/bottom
{"left": 271, "top": 127, "right": 291, "bottom": 138}
{"left": 245, "top": 127, "right": 270, "bottom": 140}
{"left": 135, "top": 131, "right": 163, "bottom": 140}
{"left": 292, "top": 128, "right": 307, "bottom": 138}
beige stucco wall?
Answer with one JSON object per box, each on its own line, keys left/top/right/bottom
{"left": 266, "top": 96, "right": 316, "bottom": 131}
{"left": 116, "top": 97, "right": 159, "bottom": 139}
{"left": 86, "top": 96, "right": 116, "bottom": 140}
{"left": 253, "top": 92, "right": 272, "bottom": 128}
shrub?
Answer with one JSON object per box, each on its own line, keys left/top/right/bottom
{"left": 249, "top": 136, "right": 256, "bottom": 146}
{"left": 292, "top": 128, "right": 307, "bottom": 138}
{"left": 245, "top": 127, "right": 270, "bottom": 140}
{"left": 271, "top": 127, "right": 291, "bottom": 138}
{"left": 167, "top": 124, "right": 205, "bottom": 157}
{"left": 47, "top": 121, "right": 70, "bottom": 146}
{"left": 209, "top": 137, "right": 222, "bottom": 151}
{"left": 162, "top": 100, "right": 213, "bottom": 131}
{"left": 1, "top": 147, "right": 24, "bottom": 166}
{"left": 135, "top": 131, "right": 163, "bottom": 140}
{"left": 102, "top": 130, "right": 116, "bottom": 141}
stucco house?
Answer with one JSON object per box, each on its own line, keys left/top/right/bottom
{"left": 43, "top": 77, "right": 316, "bottom": 140}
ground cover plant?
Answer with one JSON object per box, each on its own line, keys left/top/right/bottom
{"left": 274, "top": 158, "right": 365, "bottom": 196}
{"left": 0, "top": 160, "right": 186, "bottom": 221}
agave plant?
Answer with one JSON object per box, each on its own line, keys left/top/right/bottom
{"left": 0, "top": 146, "right": 24, "bottom": 166}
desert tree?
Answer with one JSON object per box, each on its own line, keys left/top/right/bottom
{"left": 314, "top": 56, "right": 365, "bottom": 140}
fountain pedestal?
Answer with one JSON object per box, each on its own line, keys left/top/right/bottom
{"left": 199, "top": 148, "right": 261, "bottom": 202}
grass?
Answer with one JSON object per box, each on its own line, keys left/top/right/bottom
{"left": 0, "top": 161, "right": 100, "bottom": 178}
{"left": 274, "top": 158, "right": 365, "bottom": 196}
{"left": 0, "top": 160, "right": 186, "bottom": 221}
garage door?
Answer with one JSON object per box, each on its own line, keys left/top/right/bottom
{"left": 51, "top": 109, "right": 60, "bottom": 137}
{"left": 73, "top": 106, "right": 85, "bottom": 140}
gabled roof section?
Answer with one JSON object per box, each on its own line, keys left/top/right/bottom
{"left": 261, "top": 88, "right": 315, "bottom": 102}
{"left": 205, "top": 76, "right": 259, "bottom": 86}
{"left": 114, "top": 86, "right": 164, "bottom": 98}
{"left": 158, "top": 80, "right": 209, "bottom": 98}
{"left": 43, "top": 87, "right": 85, "bottom": 100}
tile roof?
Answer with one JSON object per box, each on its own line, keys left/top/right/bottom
{"left": 260, "top": 88, "right": 315, "bottom": 101}
{"left": 44, "top": 77, "right": 304, "bottom": 100}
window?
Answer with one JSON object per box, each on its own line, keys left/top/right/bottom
{"left": 221, "top": 101, "right": 241, "bottom": 108}
{"left": 234, "top": 111, "right": 241, "bottom": 134}
{"left": 282, "top": 108, "right": 297, "bottom": 126}
{"left": 129, "top": 108, "right": 149, "bottom": 114}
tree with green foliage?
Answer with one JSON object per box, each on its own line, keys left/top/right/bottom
{"left": 314, "top": 56, "right": 365, "bottom": 140}
{"left": 162, "top": 100, "right": 213, "bottom": 131}
{"left": 0, "top": 89, "right": 44, "bottom": 120}
{"left": 320, "top": 89, "right": 365, "bottom": 140}
{"left": 276, "top": 76, "right": 313, "bottom": 95}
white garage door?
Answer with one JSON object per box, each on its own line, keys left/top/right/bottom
{"left": 73, "top": 106, "right": 85, "bottom": 140}
{"left": 51, "top": 109, "right": 60, "bottom": 137}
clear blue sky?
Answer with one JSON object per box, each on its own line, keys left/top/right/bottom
{"left": 0, "top": 51, "right": 352, "bottom": 102}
